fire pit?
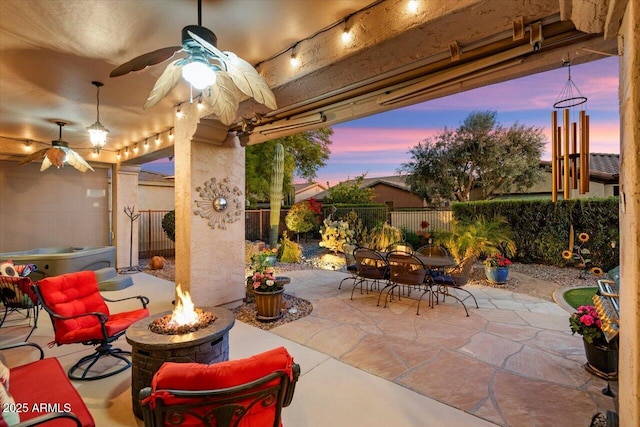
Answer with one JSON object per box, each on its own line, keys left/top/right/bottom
{"left": 126, "top": 306, "right": 235, "bottom": 419}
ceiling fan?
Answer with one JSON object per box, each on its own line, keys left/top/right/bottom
{"left": 18, "top": 121, "right": 94, "bottom": 173}
{"left": 109, "top": 0, "right": 276, "bottom": 125}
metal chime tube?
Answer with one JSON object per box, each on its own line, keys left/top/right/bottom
{"left": 572, "top": 121, "right": 578, "bottom": 189}
{"left": 551, "top": 111, "right": 558, "bottom": 202}
{"left": 563, "top": 108, "right": 570, "bottom": 200}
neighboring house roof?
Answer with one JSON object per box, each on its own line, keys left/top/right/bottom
{"left": 138, "top": 170, "right": 172, "bottom": 182}
{"left": 293, "top": 182, "right": 326, "bottom": 194}
{"left": 540, "top": 153, "right": 619, "bottom": 183}
{"left": 314, "top": 175, "right": 412, "bottom": 200}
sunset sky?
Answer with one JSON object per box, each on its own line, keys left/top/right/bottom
{"left": 142, "top": 56, "right": 620, "bottom": 186}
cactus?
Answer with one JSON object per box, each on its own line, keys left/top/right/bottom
{"left": 269, "top": 143, "right": 284, "bottom": 248}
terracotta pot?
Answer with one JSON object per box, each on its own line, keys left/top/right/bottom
{"left": 254, "top": 288, "right": 284, "bottom": 321}
{"left": 484, "top": 266, "right": 509, "bottom": 284}
{"left": 583, "top": 338, "right": 618, "bottom": 379}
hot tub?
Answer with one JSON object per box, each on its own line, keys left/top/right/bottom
{"left": 0, "top": 246, "right": 116, "bottom": 279}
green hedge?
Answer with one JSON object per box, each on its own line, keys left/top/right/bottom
{"left": 452, "top": 197, "right": 620, "bottom": 270}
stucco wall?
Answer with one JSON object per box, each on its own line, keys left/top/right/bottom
{"left": 138, "top": 181, "right": 175, "bottom": 211}
{"left": 0, "top": 160, "right": 109, "bottom": 252}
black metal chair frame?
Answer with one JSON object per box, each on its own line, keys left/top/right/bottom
{"left": 338, "top": 243, "right": 359, "bottom": 290}
{"left": 351, "top": 248, "right": 389, "bottom": 300}
{"left": 0, "top": 276, "right": 40, "bottom": 340}
{"left": 431, "top": 256, "right": 479, "bottom": 316}
{"left": 383, "top": 251, "right": 433, "bottom": 315}
{"left": 140, "top": 363, "right": 301, "bottom": 427}
{"left": 33, "top": 283, "right": 149, "bottom": 381}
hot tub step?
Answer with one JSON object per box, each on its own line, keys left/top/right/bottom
{"left": 94, "top": 267, "right": 118, "bottom": 282}
{"left": 98, "top": 274, "right": 133, "bottom": 292}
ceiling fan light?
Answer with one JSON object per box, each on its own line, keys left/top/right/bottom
{"left": 182, "top": 58, "right": 216, "bottom": 90}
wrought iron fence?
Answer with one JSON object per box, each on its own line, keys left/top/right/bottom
{"left": 390, "top": 209, "right": 453, "bottom": 233}
{"left": 138, "top": 210, "right": 175, "bottom": 259}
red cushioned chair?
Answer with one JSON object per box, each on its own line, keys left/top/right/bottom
{"left": 33, "top": 270, "right": 149, "bottom": 381}
{"left": 139, "top": 346, "right": 300, "bottom": 427}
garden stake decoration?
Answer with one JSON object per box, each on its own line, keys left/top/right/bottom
{"left": 122, "top": 205, "right": 141, "bottom": 274}
{"left": 551, "top": 54, "right": 590, "bottom": 202}
{"left": 562, "top": 225, "right": 603, "bottom": 279}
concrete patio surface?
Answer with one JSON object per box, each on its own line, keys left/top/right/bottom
{"left": 0, "top": 268, "right": 617, "bottom": 426}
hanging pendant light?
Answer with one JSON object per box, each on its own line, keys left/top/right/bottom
{"left": 87, "top": 81, "right": 109, "bottom": 153}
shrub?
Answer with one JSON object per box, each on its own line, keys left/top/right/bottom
{"left": 285, "top": 199, "right": 321, "bottom": 237}
{"left": 319, "top": 218, "right": 354, "bottom": 254}
{"left": 278, "top": 231, "right": 302, "bottom": 263}
{"left": 361, "top": 222, "right": 403, "bottom": 251}
{"left": 162, "top": 210, "right": 175, "bottom": 242}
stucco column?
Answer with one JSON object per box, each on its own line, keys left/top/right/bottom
{"left": 174, "top": 102, "right": 245, "bottom": 307}
{"left": 113, "top": 164, "right": 141, "bottom": 269}
{"left": 618, "top": 1, "right": 640, "bottom": 425}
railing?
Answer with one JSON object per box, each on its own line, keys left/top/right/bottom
{"left": 245, "top": 209, "right": 291, "bottom": 242}
{"left": 321, "top": 205, "right": 388, "bottom": 230}
{"left": 138, "top": 210, "right": 175, "bottom": 259}
{"left": 390, "top": 209, "right": 453, "bottom": 233}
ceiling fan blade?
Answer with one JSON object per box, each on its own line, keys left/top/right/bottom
{"left": 224, "top": 52, "right": 277, "bottom": 110}
{"left": 187, "top": 29, "right": 226, "bottom": 59}
{"left": 17, "top": 148, "right": 48, "bottom": 166}
{"left": 110, "top": 46, "right": 183, "bottom": 77}
{"left": 202, "top": 72, "right": 240, "bottom": 125}
{"left": 40, "top": 156, "right": 53, "bottom": 172}
{"left": 64, "top": 149, "right": 94, "bottom": 173}
{"left": 144, "top": 59, "right": 184, "bottom": 109}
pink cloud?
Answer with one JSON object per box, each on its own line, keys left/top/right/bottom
{"left": 330, "top": 127, "right": 438, "bottom": 154}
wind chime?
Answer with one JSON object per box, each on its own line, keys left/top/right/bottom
{"left": 551, "top": 55, "right": 590, "bottom": 201}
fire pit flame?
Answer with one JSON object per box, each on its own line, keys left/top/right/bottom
{"left": 169, "top": 284, "right": 199, "bottom": 327}
{"left": 148, "top": 284, "right": 217, "bottom": 335}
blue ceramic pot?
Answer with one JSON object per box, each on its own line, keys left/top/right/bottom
{"left": 484, "top": 266, "right": 509, "bottom": 284}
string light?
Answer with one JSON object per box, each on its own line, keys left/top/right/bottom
{"left": 125, "top": 146, "right": 129, "bottom": 156}
{"left": 176, "top": 104, "right": 183, "bottom": 118}
{"left": 197, "top": 96, "right": 204, "bottom": 110}
{"left": 168, "top": 128, "right": 174, "bottom": 140}
{"left": 117, "top": 150, "right": 121, "bottom": 159}
{"left": 133, "top": 143, "right": 138, "bottom": 153}
{"left": 155, "top": 134, "right": 161, "bottom": 144}
{"left": 289, "top": 42, "right": 301, "bottom": 67}
{"left": 408, "top": 0, "right": 418, "bottom": 13}
{"left": 144, "top": 138, "right": 149, "bottom": 148}
{"left": 341, "top": 27, "right": 352, "bottom": 43}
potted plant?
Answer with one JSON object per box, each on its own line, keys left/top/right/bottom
{"left": 483, "top": 253, "right": 512, "bottom": 284}
{"left": 246, "top": 253, "right": 286, "bottom": 321}
{"left": 437, "top": 216, "right": 516, "bottom": 263}
{"left": 569, "top": 305, "right": 618, "bottom": 379}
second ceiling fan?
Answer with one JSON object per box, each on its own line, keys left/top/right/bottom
{"left": 110, "top": 0, "right": 276, "bottom": 125}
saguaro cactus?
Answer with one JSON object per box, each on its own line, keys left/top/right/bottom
{"left": 269, "top": 143, "right": 284, "bottom": 248}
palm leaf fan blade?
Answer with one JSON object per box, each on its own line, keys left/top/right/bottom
{"left": 110, "top": 46, "right": 182, "bottom": 77}
{"left": 144, "top": 60, "right": 184, "bottom": 109}
{"left": 64, "top": 150, "right": 94, "bottom": 172}
{"left": 17, "top": 148, "right": 49, "bottom": 166}
{"left": 203, "top": 72, "right": 240, "bottom": 125}
{"left": 224, "top": 53, "right": 277, "bottom": 109}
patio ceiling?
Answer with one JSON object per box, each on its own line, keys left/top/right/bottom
{"left": 0, "top": 0, "right": 618, "bottom": 166}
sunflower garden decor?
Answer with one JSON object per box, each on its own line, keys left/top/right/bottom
{"left": 562, "top": 226, "right": 604, "bottom": 279}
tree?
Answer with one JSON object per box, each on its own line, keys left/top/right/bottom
{"left": 399, "top": 111, "right": 545, "bottom": 202}
{"left": 245, "top": 128, "right": 333, "bottom": 205}
{"left": 323, "top": 174, "right": 375, "bottom": 204}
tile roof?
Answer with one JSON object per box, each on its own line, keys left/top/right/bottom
{"left": 589, "top": 153, "right": 619, "bottom": 175}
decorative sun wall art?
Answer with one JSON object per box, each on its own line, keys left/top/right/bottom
{"left": 194, "top": 177, "right": 243, "bottom": 230}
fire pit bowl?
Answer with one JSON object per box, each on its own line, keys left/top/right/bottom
{"left": 126, "top": 306, "right": 235, "bottom": 419}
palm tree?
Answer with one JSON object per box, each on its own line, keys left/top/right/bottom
{"left": 439, "top": 216, "right": 516, "bottom": 263}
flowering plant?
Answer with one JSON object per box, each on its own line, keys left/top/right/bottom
{"left": 569, "top": 305, "right": 604, "bottom": 344}
{"left": 483, "top": 254, "right": 512, "bottom": 268}
{"left": 247, "top": 252, "right": 284, "bottom": 293}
